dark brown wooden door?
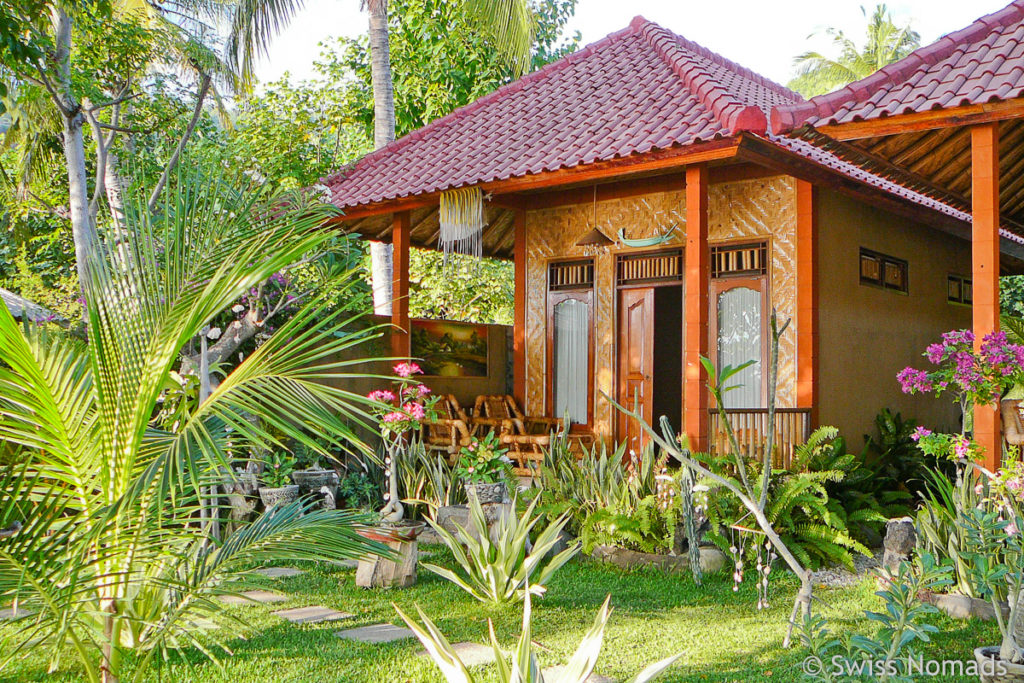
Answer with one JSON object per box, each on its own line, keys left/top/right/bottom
{"left": 618, "top": 287, "right": 654, "bottom": 453}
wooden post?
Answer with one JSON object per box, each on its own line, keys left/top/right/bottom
{"left": 513, "top": 210, "right": 527, "bottom": 404}
{"left": 972, "top": 123, "right": 1001, "bottom": 471}
{"left": 684, "top": 164, "right": 710, "bottom": 452}
{"left": 796, "top": 180, "right": 819, "bottom": 427}
{"left": 391, "top": 211, "right": 411, "bottom": 359}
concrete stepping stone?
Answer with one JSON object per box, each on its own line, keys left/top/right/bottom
{"left": 543, "top": 666, "right": 614, "bottom": 683}
{"left": 418, "top": 642, "right": 496, "bottom": 667}
{"left": 254, "top": 567, "right": 306, "bottom": 579}
{"left": 218, "top": 590, "right": 288, "bottom": 605}
{"left": 0, "top": 607, "right": 30, "bottom": 620}
{"left": 273, "top": 606, "right": 353, "bottom": 624}
{"left": 335, "top": 623, "right": 415, "bottom": 643}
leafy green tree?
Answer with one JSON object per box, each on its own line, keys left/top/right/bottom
{"left": 1002, "top": 276, "right": 1024, "bottom": 317}
{"left": 788, "top": 4, "right": 920, "bottom": 98}
{"left": 0, "top": 165, "right": 384, "bottom": 683}
{"left": 407, "top": 249, "right": 513, "bottom": 324}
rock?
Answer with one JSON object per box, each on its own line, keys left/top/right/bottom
{"left": 544, "top": 530, "right": 576, "bottom": 561}
{"left": 882, "top": 517, "right": 916, "bottom": 570}
{"left": 698, "top": 546, "right": 728, "bottom": 573}
{"left": 672, "top": 511, "right": 709, "bottom": 555}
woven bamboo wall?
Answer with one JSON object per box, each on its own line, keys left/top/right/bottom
{"left": 524, "top": 175, "right": 798, "bottom": 438}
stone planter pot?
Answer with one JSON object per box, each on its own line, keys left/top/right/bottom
{"left": 464, "top": 481, "right": 507, "bottom": 505}
{"left": 258, "top": 484, "right": 300, "bottom": 508}
{"left": 292, "top": 468, "right": 339, "bottom": 496}
{"left": 220, "top": 471, "right": 258, "bottom": 493}
{"left": 974, "top": 646, "right": 1024, "bottom": 682}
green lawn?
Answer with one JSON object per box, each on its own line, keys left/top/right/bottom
{"left": 1, "top": 546, "right": 998, "bottom": 682}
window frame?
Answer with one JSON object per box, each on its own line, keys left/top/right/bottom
{"left": 709, "top": 275, "right": 770, "bottom": 408}
{"left": 947, "top": 274, "right": 973, "bottom": 305}
{"left": 546, "top": 259, "right": 595, "bottom": 429}
{"left": 859, "top": 247, "right": 909, "bottom": 294}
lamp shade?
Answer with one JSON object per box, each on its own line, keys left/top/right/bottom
{"left": 574, "top": 227, "right": 614, "bottom": 248}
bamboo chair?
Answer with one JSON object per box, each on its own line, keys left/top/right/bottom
{"left": 421, "top": 394, "right": 475, "bottom": 461}
{"left": 1002, "top": 399, "right": 1024, "bottom": 448}
{"left": 473, "top": 394, "right": 565, "bottom": 475}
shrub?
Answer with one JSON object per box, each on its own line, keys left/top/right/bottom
{"left": 423, "top": 495, "right": 579, "bottom": 604}
{"left": 863, "top": 408, "right": 954, "bottom": 500}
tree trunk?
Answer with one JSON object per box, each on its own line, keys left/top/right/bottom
{"left": 52, "top": 7, "right": 98, "bottom": 295}
{"left": 105, "top": 151, "right": 126, "bottom": 229}
{"left": 367, "top": 0, "right": 396, "bottom": 315}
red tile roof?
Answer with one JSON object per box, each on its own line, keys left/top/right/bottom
{"left": 323, "top": 17, "right": 801, "bottom": 209}
{"left": 772, "top": 0, "right": 1024, "bottom": 134}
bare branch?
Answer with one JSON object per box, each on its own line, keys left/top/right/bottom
{"left": 83, "top": 90, "right": 142, "bottom": 112}
{"left": 148, "top": 72, "right": 212, "bottom": 212}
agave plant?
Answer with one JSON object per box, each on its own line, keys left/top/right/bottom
{"left": 0, "top": 166, "right": 389, "bottom": 682}
{"left": 396, "top": 587, "right": 681, "bottom": 682}
{"left": 423, "top": 495, "right": 579, "bottom": 604}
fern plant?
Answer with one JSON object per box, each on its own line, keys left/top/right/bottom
{"left": 423, "top": 495, "right": 580, "bottom": 604}
{"left": 579, "top": 495, "right": 673, "bottom": 554}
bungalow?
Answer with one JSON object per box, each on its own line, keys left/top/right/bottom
{"left": 322, "top": 12, "right": 1024, "bottom": 466}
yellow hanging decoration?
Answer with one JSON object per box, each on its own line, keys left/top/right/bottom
{"left": 439, "top": 186, "right": 485, "bottom": 262}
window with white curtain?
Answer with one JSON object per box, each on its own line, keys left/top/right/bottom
{"left": 552, "top": 298, "right": 590, "bottom": 424}
{"left": 716, "top": 285, "right": 763, "bottom": 408}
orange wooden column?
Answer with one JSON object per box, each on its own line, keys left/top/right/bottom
{"left": 390, "top": 210, "right": 411, "bottom": 359}
{"left": 513, "top": 210, "right": 527, "bottom": 404}
{"left": 796, "top": 180, "right": 819, "bottom": 427}
{"left": 972, "top": 122, "right": 1002, "bottom": 471}
{"left": 684, "top": 164, "right": 710, "bottom": 452}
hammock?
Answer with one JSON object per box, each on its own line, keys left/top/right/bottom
{"left": 439, "top": 186, "right": 485, "bottom": 261}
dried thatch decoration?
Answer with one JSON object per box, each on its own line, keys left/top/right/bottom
{"left": 439, "top": 186, "right": 485, "bottom": 261}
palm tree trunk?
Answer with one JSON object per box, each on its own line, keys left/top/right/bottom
{"left": 52, "top": 7, "right": 98, "bottom": 295}
{"left": 366, "top": 0, "right": 396, "bottom": 315}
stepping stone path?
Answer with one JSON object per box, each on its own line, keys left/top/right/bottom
{"left": 418, "top": 642, "right": 496, "bottom": 667}
{"left": 273, "top": 606, "right": 353, "bottom": 624}
{"left": 335, "top": 623, "right": 415, "bottom": 644}
{"left": 254, "top": 567, "right": 306, "bottom": 579}
{"left": 0, "top": 607, "right": 29, "bottom": 620}
{"left": 218, "top": 590, "right": 288, "bottom": 605}
{"left": 542, "top": 666, "right": 614, "bottom": 683}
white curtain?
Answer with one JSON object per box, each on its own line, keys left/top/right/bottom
{"left": 553, "top": 298, "right": 589, "bottom": 424}
{"left": 717, "top": 286, "right": 762, "bottom": 408}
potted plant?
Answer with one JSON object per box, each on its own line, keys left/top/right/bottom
{"left": 964, "top": 469, "right": 1024, "bottom": 682}
{"left": 258, "top": 452, "right": 300, "bottom": 508}
{"left": 455, "top": 431, "right": 514, "bottom": 505}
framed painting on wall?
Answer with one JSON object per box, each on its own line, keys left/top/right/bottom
{"left": 410, "top": 319, "right": 489, "bottom": 377}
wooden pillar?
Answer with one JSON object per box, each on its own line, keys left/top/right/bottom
{"left": 391, "top": 211, "right": 411, "bottom": 359}
{"left": 796, "top": 180, "right": 819, "bottom": 427}
{"left": 972, "top": 122, "right": 1001, "bottom": 471}
{"left": 513, "top": 211, "right": 527, "bottom": 404}
{"left": 684, "top": 164, "right": 710, "bottom": 452}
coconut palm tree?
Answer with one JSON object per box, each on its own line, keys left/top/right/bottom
{"left": 363, "top": 0, "right": 535, "bottom": 314}
{"left": 0, "top": 163, "right": 387, "bottom": 683}
{"left": 788, "top": 4, "right": 920, "bottom": 98}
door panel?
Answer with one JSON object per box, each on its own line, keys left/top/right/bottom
{"left": 618, "top": 287, "right": 654, "bottom": 453}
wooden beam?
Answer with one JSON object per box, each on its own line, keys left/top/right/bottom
{"left": 391, "top": 211, "right": 411, "bottom": 359}
{"left": 684, "top": 164, "right": 710, "bottom": 453}
{"left": 816, "top": 97, "right": 1024, "bottom": 141}
{"left": 796, "top": 180, "right": 819, "bottom": 427}
{"left": 972, "top": 123, "right": 1002, "bottom": 471}
{"left": 513, "top": 211, "right": 527, "bottom": 405}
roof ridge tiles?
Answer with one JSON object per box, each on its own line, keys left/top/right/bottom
{"left": 771, "top": 0, "right": 1024, "bottom": 133}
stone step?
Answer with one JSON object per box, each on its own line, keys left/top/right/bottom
{"left": 0, "top": 607, "right": 30, "bottom": 620}
{"left": 273, "top": 606, "right": 353, "bottom": 624}
{"left": 335, "top": 623, "right": 415, "bottom": 644}
{"left": 418, "top": 642, "right": 496, "bottom": 667}
{"left": 254, "top": 567, "right": 306, "bottom": 579}
{"left": 218, "top": 590, "right": 289, "bottom": 605}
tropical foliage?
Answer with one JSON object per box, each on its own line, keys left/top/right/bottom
{"left": 788, "top": 4, "right": 920, "bottom": 97}
{"left": 423, "top": 495, "right": 579, "bottom": 604}
{"left": 0, "top": 167, "right": 387, "bottom": 682}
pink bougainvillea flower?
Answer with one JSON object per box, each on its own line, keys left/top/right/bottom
{"left": 953, "top": 436, "right": 971, "bottom": 459}
{"left": 394, "top": 362, "right": 422, "bottom": 378}
{"left": 368, "top": 389, "right": 396, "bottom": 403}
{"left": 1008, "top": 522, "right": 1018, "bottom": 536}
{"left": 911, "top": 426, "right": 933, "bottom": 442}
{"left": 897, "top": 367, "right": 932, "bottom": 394}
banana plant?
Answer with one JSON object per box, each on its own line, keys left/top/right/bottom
{"left": 0, "top": 164, "right": 390, "bottom": 683}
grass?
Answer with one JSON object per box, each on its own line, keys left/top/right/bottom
{"left": 0, "top": 546, "right": 1000, "bottom": 682}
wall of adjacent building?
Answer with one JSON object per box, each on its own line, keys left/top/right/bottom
{"left": 816, "top": 190, "right": 972, "bottom": 446}
{"left": 523, "top": 175, "right": 799, "bottom": 439}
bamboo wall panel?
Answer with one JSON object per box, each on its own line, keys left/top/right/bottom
{"left": 525, "top": 176, "right": 798, "bottom": 438}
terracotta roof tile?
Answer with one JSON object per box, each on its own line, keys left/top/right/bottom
{"left": 323, "top": 17, "right": 801, "bottom": 209}
{"left": 772, "top": 0, "right": 1024, "bottom": 133}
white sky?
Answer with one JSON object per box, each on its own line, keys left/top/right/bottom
{"left": 255, "top": 0, "right": 1012, "bottom": 88}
